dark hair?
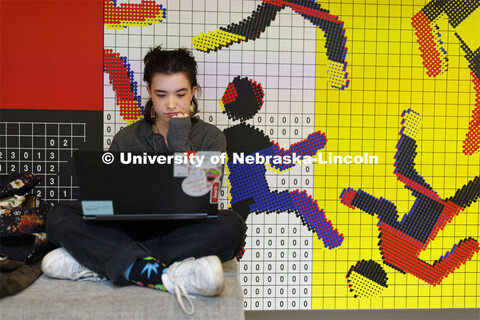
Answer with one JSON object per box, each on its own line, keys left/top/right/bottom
{"left": 143, "top": 46, "right": 201, "bottom": 124}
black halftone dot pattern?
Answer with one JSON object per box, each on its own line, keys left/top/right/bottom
{"left": 220, "top": 2, "right": 283, "bottom": 40}
{"left": 350, "top": 260, "right": 388, "bottom": 287}
{"left": 346, "top": 259, "right": 388, "bottom": 298}
{"left": 222, "top": 76, "right": 265, "bottom": 122}
{"left": 447, "top": 176, "right": 480, "bottom": 208}
{"left": 223, "top": 123, "right": 273, "bottom": 162}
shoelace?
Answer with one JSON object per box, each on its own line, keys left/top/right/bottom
{"left": 166, "top": 258, "right": 195, "bottom": 315}
{"left": 71, "top": 269, "right": 107, "bottom": 282}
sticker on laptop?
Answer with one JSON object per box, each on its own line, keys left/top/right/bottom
{"left": 210, "top": 181, "right": 220, "bottom": 204}
{"left": 81, "top": 200, "right": 114, "bottom": 216}
{"left": 176, "top": 152, "right": 223, "bottom": 197}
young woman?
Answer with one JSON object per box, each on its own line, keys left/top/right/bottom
{"left": 43, "top": 46, "right": 246, "bottom": 315}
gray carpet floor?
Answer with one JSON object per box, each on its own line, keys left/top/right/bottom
{"left": 1, "top": 259, "right": 244, "bottom": 320}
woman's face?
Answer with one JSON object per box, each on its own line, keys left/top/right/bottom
{"left": 147, "top": 72, "right": 197, "bottom": 126}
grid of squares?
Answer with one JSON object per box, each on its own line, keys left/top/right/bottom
{"left": 103, "top": 0, "right": 480, "bottom": 310}
{"left": 312, "top": 0, "right": 479, "bottom": 310}
{"left": 0, "top": 122, "right": 86, "bottom": 201}
{"left": 103, "top": 0, "right": 317, "bottom": 310}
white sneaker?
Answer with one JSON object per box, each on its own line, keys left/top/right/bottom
{"left": 162, "top": 255, "right": 225, "bottom": 315}
{"left": 41, "top": 247, "right": 107, "bottom": 282}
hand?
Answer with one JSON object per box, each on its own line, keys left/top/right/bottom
{"left": 172, "top": 112, "right": 190, "bottom": 118}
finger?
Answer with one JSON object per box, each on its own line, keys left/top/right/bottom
{"left": 172, "top": 113, "right": 189, "bottom": 118}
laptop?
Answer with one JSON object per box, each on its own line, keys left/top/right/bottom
{"left": 73, "top": 150, "right": 224, "bottom": 220}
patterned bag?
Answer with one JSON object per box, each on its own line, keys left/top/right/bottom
{"left": 0, "top": 173, "right": 41, "bottom": 199}
{"left": 0, "top": 196, "right": 51, "bottom": 236}
{"left": 0, "top": 173, "right": 52, "bottom": 262}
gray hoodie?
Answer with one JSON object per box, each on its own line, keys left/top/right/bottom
{"left": 109, "top": 117, "right": 226, "bottom": 153}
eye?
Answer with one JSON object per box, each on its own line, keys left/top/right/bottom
{"left": 177, "top": 94, "right": 186, "bottom": 97}
{"left": 157, "top": 94, "right": 166, "bottom": 98}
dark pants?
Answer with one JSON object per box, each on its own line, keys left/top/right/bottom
{"left": 46, "top": 202, "right": 246, "bottom": 286}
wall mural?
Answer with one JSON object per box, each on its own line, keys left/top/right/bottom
{"left": 1, "top": 0, "right": 479, "bottom": 311}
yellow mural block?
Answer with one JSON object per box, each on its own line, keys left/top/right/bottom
{"left": 312, "top": 0, "right": 480, "bottom": 310}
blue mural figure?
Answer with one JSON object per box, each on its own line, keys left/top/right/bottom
{"left": 221, "top": 76, "right": 343, "bottom": 250}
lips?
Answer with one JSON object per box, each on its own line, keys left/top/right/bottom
{"left": 166, "top": 112, "right": 178, "bottom": 117}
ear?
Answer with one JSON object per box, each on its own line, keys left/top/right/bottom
{"left": 147, "top": 85, "right": 152, "bottom": 96}
{"left": 190, "top": 86, "right": 197, "bottom": 101}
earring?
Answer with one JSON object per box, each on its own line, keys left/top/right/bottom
{"left": 151, "top": 108, "right": 156, "bottom": 119}
{"left": 189, "top": 105, "right": 194, "bottom": 113}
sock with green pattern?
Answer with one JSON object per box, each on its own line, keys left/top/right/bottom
{"left": 124, "top": 256, "right": 167, "bottom": 290}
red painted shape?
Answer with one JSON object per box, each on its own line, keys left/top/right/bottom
{"left": 1, "top": 0, "right": 103, "bottom": 110}
{"left": 378, "top": 221, "right": 479, "bottom": 286}
{"left": 103, "top": 49, "right": 142, "bottom": 121}
{"left": 262, "top": 0, "right": 284, "bottom": 7}
{"left": 395, "top": 173, "right": 444, "bottom": 204}
{"left": 262, "top": 0, "right": 342, "bottom": 25}
{"left": 463, "top": 73, "right": 480, "bottom": 155}
{"left": 411, "top": 10, "right": 444, "bottom": 77}
{"left": 249, "top": 79, "right": 265, "bottom": 108}
{"left": 104, "top": 0, "right": 163, "bottom": 26}
{"left": 221, "top": 82, "right": 238, "bottom": 106}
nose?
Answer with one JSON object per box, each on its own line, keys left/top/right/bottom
{"left": 167, "top": 95, "right": 176, "bottom": 109}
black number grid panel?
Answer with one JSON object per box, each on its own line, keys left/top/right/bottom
{"left": 0, "top": 122, "right": 86, "bottom": 201}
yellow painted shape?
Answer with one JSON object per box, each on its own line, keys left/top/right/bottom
{"left": 219, "top": 100, "right": 226, "bottom": 112}
{"left": 105, "top": 12, "right": 165, "bottom": 30}
{"left": 192, "top": 29, "right": 246, "bottom": 52}
{"left": 454, "top": 7, "right": 480, "bottom": 51}
{"left": 426, "top": 14, "right": 449, "bottom": 75}
{"left": 312, "top": 0, "right": 480, "bottom": 310}
{"left": 126, "top": 114, "right": 143, "bottom": 125}
{"left": 105, "top": 17, "right": 164, "bottom": 30}
{"left": 348, "top": 271, "right": 386, "bottom": 298}
{"left": 402, "top": 110, "right": 422, "bottom": 139}
{"left": 328, "top": 60, "right": 349, "bottom": 89}
{"left": 225, "top": 158, "right": 233, "bottom": 203}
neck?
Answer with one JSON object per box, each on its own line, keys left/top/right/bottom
{"left": 154, "top": 119, "right": 169, "bottom": 136}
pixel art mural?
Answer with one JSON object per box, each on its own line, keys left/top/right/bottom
{"left": 1, "top": 0, "right": 479, "bottom": 311}
{"left": 221, "top": 76, "right": 343, "bottom": 251}
{"left": 341, "top": 109, "right": 479, "bottom": 290}
{"left": 193, "top": 0, "right": 350, "bottom": 90}
{"left": 411, "top": 0, "right": 480, "bottom": 155}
